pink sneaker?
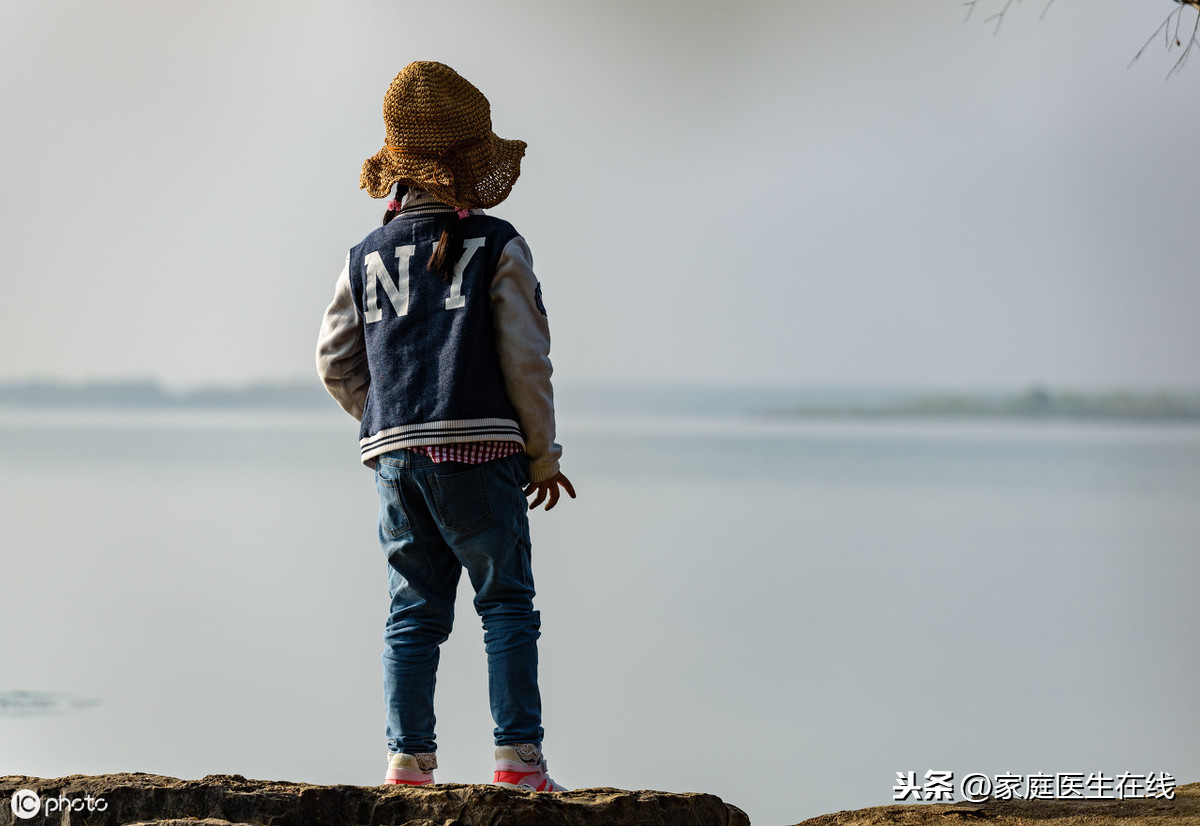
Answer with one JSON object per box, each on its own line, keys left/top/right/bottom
{"left": 385, "top": 751, "right": 436, "bottom": 785}
{"left": 492, "top": 744, "right": 568, "bottom": 791}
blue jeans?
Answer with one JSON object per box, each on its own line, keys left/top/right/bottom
{"left": 374, "top": 449, "right": 544, "bottom": 754}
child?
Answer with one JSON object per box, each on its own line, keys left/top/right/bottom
{"left": 316, "top": 61, "right": 574, "bottom": 791}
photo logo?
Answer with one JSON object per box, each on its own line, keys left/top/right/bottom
{"left": 11, "top": 789, "right": 40, "bottom": 820}
{"left": 7, "top": 790, "right": 107, "bottom": 819}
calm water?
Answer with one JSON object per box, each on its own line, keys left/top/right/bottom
{"left": 2, "top": 409, "right": 1198, "bottom": 826}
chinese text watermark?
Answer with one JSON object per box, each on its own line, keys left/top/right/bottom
{"left": 893, "top": 771, "right": 1177, "bottom": 803}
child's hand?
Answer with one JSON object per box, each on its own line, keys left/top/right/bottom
{"left": 523, "top": 472, "right": 576, "bottom": 511}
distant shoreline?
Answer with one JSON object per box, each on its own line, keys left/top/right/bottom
{"left": 1, "top": 379, "right": 1199, "bottom": 421}
{"left": 0, "top": 379, "right": 330, "bottom": 410}
{"left": 763, "top": 387, "right": 1200, "bottom": 421}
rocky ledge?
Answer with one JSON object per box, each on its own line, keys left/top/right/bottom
{"left": 0, "top": 773, "right": 749, "bottom": 826}
{"left": 791, "top": 781, "right": 1200, "bottom": 826}
{"left": 3, "top": 775, "right": 1196, "bottom": 826}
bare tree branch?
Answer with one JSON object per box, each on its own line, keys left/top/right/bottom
{"left": 1129, "top": 0, "right": 1200, "bottom": 79}
{"left": 964, "top": 0, "right": 1055, "bottom": 34}
{"left": 968, "top": 0, "right": 1198, "bottom": 77}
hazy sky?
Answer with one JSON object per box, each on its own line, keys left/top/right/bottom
{"left": 2, "top": 0, "right": 1198, "bottom": 390}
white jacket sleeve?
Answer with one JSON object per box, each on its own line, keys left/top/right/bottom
{"left": 490, "top": 236, "right": 562, "bottom": 483}
{"left": 315, "top": 256, "right": 370, "bottom": 421}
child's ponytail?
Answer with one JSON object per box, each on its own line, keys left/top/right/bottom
{"left": 381, "top": 181, "right": 463, "bottom": 282}
{"left": 382, "top": 183, "right": 408, "bottom": 225}
{"left": 427, "top": 213, "right": 464, "bottom": 282}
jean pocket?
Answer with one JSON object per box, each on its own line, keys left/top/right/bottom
{"left": 376, "top": 477, "right": 412, "bottom": 538}
{"left": 430, "top": 466, "right": 493, "bottom": 532}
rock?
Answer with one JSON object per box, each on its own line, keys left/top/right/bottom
{"left": 123, "top": 821, "right": 258, "bottom": 826}
{"left": 8, "top": 773, "right": 1194, "bottom": 826}
{"left": 0, "top": 773, "right": 749, "bottom": 826}
{"left": 790, "top": 781, "right": 1200, "bottom": 826}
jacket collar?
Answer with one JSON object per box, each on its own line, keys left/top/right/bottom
{"left": 399, "top": 189, "right": 484, "bottom": 218}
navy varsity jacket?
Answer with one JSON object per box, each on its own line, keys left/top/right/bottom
{"left": 316, "top": 191, "right": 561, "bottom": 481}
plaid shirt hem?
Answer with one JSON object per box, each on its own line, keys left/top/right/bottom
{"left": 406, "top": 441, "right": 524, "bottom": 465}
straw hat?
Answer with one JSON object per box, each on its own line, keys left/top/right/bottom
{"left": 359, "top": 61, "right": 527, "bottom": 209}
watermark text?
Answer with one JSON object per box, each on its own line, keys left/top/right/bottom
{"left": 9, "top": 789, "right": 108, "bottom": 819}
{"left": 893, "top": 771, "right": 1176, "bottom": 803}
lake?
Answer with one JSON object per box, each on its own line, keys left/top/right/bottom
{"left": 1, "top": 406, "right": 1198, "bottom": 826}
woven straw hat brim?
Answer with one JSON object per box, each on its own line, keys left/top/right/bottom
{"left": 360, "top": 132, "right": 526, "bottom": 209}
{"left": 360, "top": 61, "right": 526, "bottom": 209}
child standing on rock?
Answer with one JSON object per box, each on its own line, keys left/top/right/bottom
{"left": 316, "top": 61, "right": 574, "bottom": 791}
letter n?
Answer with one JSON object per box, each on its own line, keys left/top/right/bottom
{"left": 364, "top": 246, "right": 414, "bottom": 323}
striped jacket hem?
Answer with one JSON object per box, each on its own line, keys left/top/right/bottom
{"left": 359, "top": 418, "right": 526, "bottom": 466}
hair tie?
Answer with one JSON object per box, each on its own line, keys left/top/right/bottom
{"left": 387, "top": 199, "right": 402, "bottom": 211}
{"left": 457, "top": 208, "right": 470, "bottom": 220}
